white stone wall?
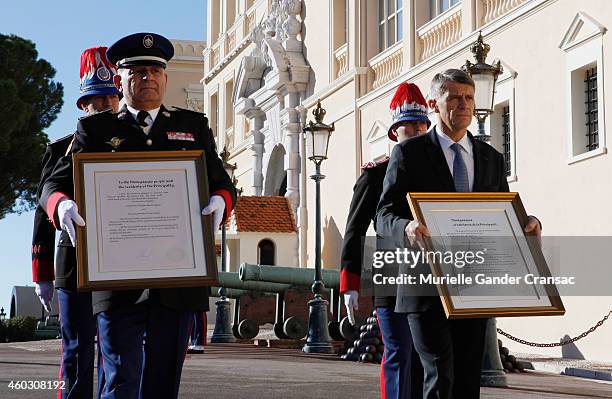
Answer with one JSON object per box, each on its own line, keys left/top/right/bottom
{"left": 205, "top": 0, "right": 612, "bottom": 361}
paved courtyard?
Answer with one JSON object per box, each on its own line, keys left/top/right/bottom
{"left": 0, "top": 340, "right": 611, "bottom": 398}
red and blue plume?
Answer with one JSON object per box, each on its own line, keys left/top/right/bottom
{"left": 389, "top": 82, "right": 427, "bottom": 116}
{"left": 387, "top": 81, "right": 430, "bottom": 141}
{"left": 80, "top": 47, "right": 116, "bottom": 83}
{"left": 76, "top": 46, "right": 120, "bottom": 109}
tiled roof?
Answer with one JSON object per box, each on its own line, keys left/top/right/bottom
{"left": 232, "top": 196, "right": 297, "bottom": 233}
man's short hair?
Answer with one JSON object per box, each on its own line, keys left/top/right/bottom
{"left": 429, "top": 69, "right": 475, "bottom": 100}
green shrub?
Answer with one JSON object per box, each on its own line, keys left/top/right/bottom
{"left": 0, "top": 319, "right": 6, "bottom": 343}
{"left": 4, "top": 316, "right": 37, "bottom": 342}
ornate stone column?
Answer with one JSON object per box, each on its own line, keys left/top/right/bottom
{"left": 247, "top": 109, "right": 266, "bottom": 195}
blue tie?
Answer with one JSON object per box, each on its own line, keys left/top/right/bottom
{"left": 451, "top": 143, "right": 469, "bottom": 192}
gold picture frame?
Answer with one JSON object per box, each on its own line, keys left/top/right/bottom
{"left": 407, "top": 192, "right": 565, "bottom": 319}
{"left": 73, "top": 150, "right": 218, "bottom": 291}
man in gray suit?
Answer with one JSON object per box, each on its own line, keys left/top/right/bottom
{"left": 376, "top": 69, "right": 541, "bottom": 399}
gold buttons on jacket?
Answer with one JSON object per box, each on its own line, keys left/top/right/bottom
{"left": 146, "top": 139, "right": 153, "bottom": 146}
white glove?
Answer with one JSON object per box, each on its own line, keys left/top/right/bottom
{"left": 201, "top": 195, "right": 226, "bottom": 230}
{"left": 405, "top": 220, "right": 430, "bottom": 249}
{"left": 343, "top": 290, "right": 359, "bottom": 325}
{"left": 35, "top": 282, "right": 54, "bottom": 313}
{"left": 58, "top": 200, "right": 85, "bottom": 247}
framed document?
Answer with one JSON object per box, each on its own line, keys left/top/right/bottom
{"left": 73, "top": 150, "right": 218, "bottom": 291}
{"left": 407, "top": 192, "right": 565, "bottom": 319}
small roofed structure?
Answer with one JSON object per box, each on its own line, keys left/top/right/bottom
{"left": 223, "top": 196, "right": 298, "bottom": 271}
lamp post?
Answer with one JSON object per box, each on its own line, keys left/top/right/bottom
{"left": 461, "top": 32, "right": 503, "bottom": 143}
{"left": 302, "top": 100, "right": 335, "bottom": 354}
{"left": 462, "top": 33, "right": 507, "bottom": 387}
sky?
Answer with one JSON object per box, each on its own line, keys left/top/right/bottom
{"left": 0, "top": 0, "right": 208, "bottom": 313}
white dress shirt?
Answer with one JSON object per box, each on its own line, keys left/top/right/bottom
{"left": 436, "top": 126, "right": 474, "bottom": 191}
{"left": 126, "top": 105, "right": 160, "bottom": 135}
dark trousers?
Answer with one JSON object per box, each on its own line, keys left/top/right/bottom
{"left": 377, "top": 306, "right": 423, "bottom": 399}
{"left": 407, "top": 310, "right": 487, "bottom": 399}
{"left": 57, "top": 288, "right": 97, "bottom": 399}
{"left": 96, "top": 303, "right": 193, "bottom": 399}
{"left": 190, "top": 311, "right": 207, "bottom": 346}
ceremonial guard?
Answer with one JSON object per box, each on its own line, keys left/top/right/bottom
{"left": 39, "top": 33, "right": 236, "bottom": 399}
{"left": 32, "top": 46, "right": 120, "bottom": 399}
{"left": 340, "top": 82, "right": 430, "bottom": 399}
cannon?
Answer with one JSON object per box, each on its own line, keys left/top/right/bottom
{"left": 239, "top": 263, "right": 340, "bottom": 289}
{"left": 213, "top": 274, "right": 308, "bottom": 340}
{"left": 210, "top": 287, "right": 276, "bottom": 340}
{"left": 239, "top": 264, "right": 349, "bottom": 340}
{"left": 218, "top": 271, "right": 292, "bottom": 293}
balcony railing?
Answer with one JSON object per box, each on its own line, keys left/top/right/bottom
{"left": 333, "top": 43, "right": 349, "bottom": 79}
{"left": 226, "top": 30, "right": 236, "bottom": 54}
{"left": 481, "top": 0, "right": 527, "bottom": 25}
{"left": 416, "top": 5, "right": 462, "bottom": 63}
{"left": 210, "top": 43, "right": 221, "bottom": 69}
{"left": 368, "top": 42, "right": 403, "bottom": 90}
{"left": 244, "top": 10, "right": 256, "bottom": 37}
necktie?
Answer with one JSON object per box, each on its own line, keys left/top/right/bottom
{"left": 136, "top": 111, "right": 150, "bottom": 128}
{"left": 451, "top": 143, "right": 469, "bottom": 192}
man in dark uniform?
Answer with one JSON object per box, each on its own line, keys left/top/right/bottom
{"left": 340, "top": 82, "right": 429, "bottom": 399}
{"left": 376, "top": 69, "right": 541, "bottom": 399}
{"left": 39, "top": 33, "right": 236, "bottom": 399}
{"left": 32, "top": 46, "right": 120, "bottom": 399}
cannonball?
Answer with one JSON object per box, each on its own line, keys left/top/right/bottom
{"left": 360, "top": 353, "right": 373, "bottom": 363}
{"left": 500, "top": 347, "right": 510, "bottom": 356}
{"left": 365, "top": 345, "right": 376, "bottom": 354}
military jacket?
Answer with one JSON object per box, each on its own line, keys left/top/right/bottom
{"left": 40, "top": 104, "right": 236, "bottom": 313}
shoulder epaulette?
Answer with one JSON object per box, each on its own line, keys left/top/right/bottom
{"left": 360, "top": 156, "right": 390, "bottom": 171}
{"left": 78, "top": 109, "right": 114, "bottom": 121}
{"left": 172, "top": 106, "right": 206, "bottom": 116}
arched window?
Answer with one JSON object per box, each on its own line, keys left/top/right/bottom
{"left": 278, "top": 174, "right": 287, "bottom": 196}
{"left": 258, "top": 239, "right": 276, "bottom": 266}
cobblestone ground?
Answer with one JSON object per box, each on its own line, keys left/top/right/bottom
{"left": 0, "top": 340, "right": 611, "bottom": 398}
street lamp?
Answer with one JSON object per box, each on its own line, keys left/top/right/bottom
{"left": 302, "top": 100, "right": 335, "bottom": 354}
{"left": 462, "top": 33, "right": 508, "bottom": 387}
{"left": 462, "top": 32, "right": 503, "bottom": 142}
